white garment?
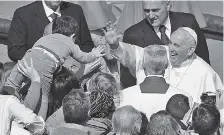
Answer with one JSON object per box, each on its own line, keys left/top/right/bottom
{"left": 0, "top": 95, "right": 45, "bottom": 135}
{"left": 118, "top": 84, "right": 193, "bottom": 119}
{"left": 42, "top": 0, "right": 61, "bottom": 22}
{"left": 112, "top": 42, "right": 169, "bottom": 84}
{"left": 165, "top": 55, "right": 224, "bottom": 103}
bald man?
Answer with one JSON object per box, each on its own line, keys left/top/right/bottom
{"left": 105, "top": 27, "right": 223, "bottom": 105}
{"left": 120, "top": 0, "right": 210, "bottom": 89}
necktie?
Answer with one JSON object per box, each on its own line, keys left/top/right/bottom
{"left": 159, "top": 25, "right": 170, "bottom": 45}
{"left": 49, "top": 13, "right": 58, "bottom": 21}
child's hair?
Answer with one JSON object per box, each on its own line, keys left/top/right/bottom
{"left": 51, "top": 67, "right": 80, "bottom": 110}
{"left": 52, "top": 16, "right": 79, "bottom": 37}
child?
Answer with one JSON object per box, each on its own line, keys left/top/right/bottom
{"left": 4, "top": 16, "right": 106, "bottom": 120}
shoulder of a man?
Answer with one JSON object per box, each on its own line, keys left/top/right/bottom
{"left": 61, "top": 2, "right": 83, "bottom": 12}
{"left": 193, "top": 56, "right": 216, "bottom": 75}
{"left": 171, "top": 11, "right": 196, "bottom": 25}
{"left": 124, "top": 19, "right": 146, "bottom": 36}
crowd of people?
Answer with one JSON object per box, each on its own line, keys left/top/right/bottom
{"left": 0, "top": 0, "right": 223, "bottom": 135}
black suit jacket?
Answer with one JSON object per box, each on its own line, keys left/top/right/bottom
{"left": 140, "top": 77, "right": 170, "bottom": 94}
{"left": 121, "top": 11, "right": 210, "bottom": 89}
{"left": 8, "top": 1, "right": 94, "bottom": 62}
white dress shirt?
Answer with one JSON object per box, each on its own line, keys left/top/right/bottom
{"left": 0, "top": 95, "right": 45, "bottom": 135}
{"left": 153, "top": 15, "right": 171, "bottom": 39}
{"left": 42, "top": 0, "right": 61, "bottom": 22}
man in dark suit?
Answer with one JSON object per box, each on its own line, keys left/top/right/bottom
{"left": 8, "top": 0, "right": 94, "bottom": 62}
{"left": 121, "top": 1, "right": 210, "bottom": 88}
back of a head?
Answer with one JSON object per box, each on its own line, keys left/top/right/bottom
{"left": 147, "top": 112, "right": 180, "bottom": 135}
{"left": 166, "top": 94, "right": 190, "bottom": 120}
{"left": 52, "top": 67, "right": 80, "bottom": 108}
{"left": 143, "top": 45, "right": 168, "bottom": 75}
{"left": 89, "top": 72, "right": 120, "bottom": 97}
{"left": 192, "top": 103, "right": 220, "bottom": 135}
{"left": 62, "top": 89, "right": 90, "bottom": 124}
{"left": 52, "top": 16, "right": 79, "bottom": 37}
{"left": 112, "top": 105, "right": 148, "bottom": 135}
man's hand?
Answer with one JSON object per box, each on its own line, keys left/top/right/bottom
{"left": 17, "top": 58, "right": 40, "bottom": 82}
{"left": 102, "top": 21, "right": 123, "bottom": 49}
{"left": 92, "top": 46, "right": 106, "bottom": 57}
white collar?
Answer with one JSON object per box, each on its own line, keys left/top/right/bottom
{"left": 146, "top": 75, "right": 164, "bottom": 78}
{"left": 42, "top": 0, "right": 61, "bottom": 18}
{"left": 153, "top": 15, "right": 171, "bottom": 33}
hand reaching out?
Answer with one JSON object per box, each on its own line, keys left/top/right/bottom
{"left": 102, "top": 21, "right": 123, "bottom": 49}
{"left": 17, "top": 58, "right": 40, "bottom": 82}
{"left": 92, "top": 46, "right": 106, "bottom": 58}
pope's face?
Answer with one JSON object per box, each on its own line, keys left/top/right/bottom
{"left": 143, "top": 1, "right": 169, "bottom": 27}
{"left": 169, "top": 31, "right": 190, "bottom": 67}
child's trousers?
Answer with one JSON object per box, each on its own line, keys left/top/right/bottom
{"left": 5, "top": 49, "right": 58, "bottom": 120}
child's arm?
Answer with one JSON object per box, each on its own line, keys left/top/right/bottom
{"left": 72, "top": 44, "right": 106, "bottom": 64}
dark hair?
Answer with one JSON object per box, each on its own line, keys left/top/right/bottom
{"left": 166, "top": 94, "right": 190, "bottom": 120}
{"left": 52, "top": 67, "right": 80, "bottom": 110}
{"left": 62, "top": 89, "right": 90, "bottom": 124}
{"left": 140, "top": 112, "right": 149, "bottom": 135}
{"left": 52, "top": 16, "right": 79, "bottom": 37}
{"left": 192, "top": 103, "right": 220, "bottom": 135}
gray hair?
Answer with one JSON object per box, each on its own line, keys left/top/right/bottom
{"left": 143, "top": 45, "right": 168, "bottom": 75}
{"left": 112, "top": 105, "right": 142, "bottom": 135}
{"left": 147, "top": 112, "right": 181, "bottom": 135}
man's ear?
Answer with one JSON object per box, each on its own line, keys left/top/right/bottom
{"left": 187, "top": 45, "right": 196, "bottom": 56}
{"left": 166, "top": 1, "right": 173, "bottom": 11}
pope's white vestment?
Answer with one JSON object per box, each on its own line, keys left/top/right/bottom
{"left": 112, "top": 42, "right": 223, "bottom": 106}
{"left": 164, "top": 55, "right": 223, "bottom": 103}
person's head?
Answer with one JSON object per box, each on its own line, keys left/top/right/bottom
{"left": 166, "top": 94, "right": 190, "bottom": 120}
{"left": 112, "top": 105, "right": 148, "bottom": 135}
{"left": 88, "top": 90, "right": 114, "bottom": 118}
{"left": 192, "top": 103, "right": 220, "bottom": 135}
{"left": 169, "top": 27, "right": 197, "bottom": 67}
{"left": 44, "top": 0, "right": 63, "bottom": 11}
{"left": 44, "top": 22, "right": 53, "bottom": 36}
{"left": 147, "top": 112, "right": 183, "bottom": 135}
{"left": 143, "top": 45, "right": 168, "bottom": 76}
{"left": 142, "top": 0, "right": 172, "bottom": 27}
{"left": 62, "top": 89, "right": 90, "bottom": 125}
{"left": 52, "top": 67, "right": 80, "bottom": 109}
{"left": 150, "top": 110, "right": 170, "bottom": 121}
{"left": 88, "top": 72, "right": 120, "bottom": 98}
{"left": 52, "top": 16, "right": 79, "bottom": 41}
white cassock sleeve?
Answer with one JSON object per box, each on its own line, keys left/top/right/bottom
{"left": 111, "top": 42, "right": 145, "bottom": 83}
